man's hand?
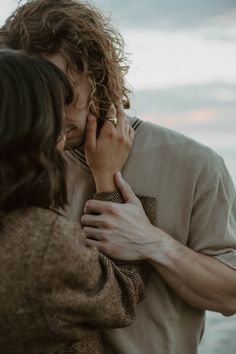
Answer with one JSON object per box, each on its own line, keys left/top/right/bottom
{"left": 82, "top": 173, "right": 236, "bottom": 314}
{"left": 81, "top": 172, "right": 156, "bottom": 260}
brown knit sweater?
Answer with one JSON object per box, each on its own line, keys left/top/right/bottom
{"left": 0, "top": 193, "right": 155, "bottom": 354}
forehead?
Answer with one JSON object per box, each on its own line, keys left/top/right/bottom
{"left": 46, "top": 53, "right": 90, "bottom": 94}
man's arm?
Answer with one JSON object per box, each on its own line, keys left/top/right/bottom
{"left": 145, "top": 227, "right": 236, "bottom": 315}
{"left": 82, "top": 172, "right": 236, "bottom": 315}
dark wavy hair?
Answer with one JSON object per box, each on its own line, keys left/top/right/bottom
{"left": 0, "top": 0, "right": 131, "bottom": 120}
{"left": 0, "top": 49, "right": 73, "bottom": 215}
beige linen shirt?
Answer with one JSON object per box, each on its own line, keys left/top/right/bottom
{"left": 64, "top": 117, "right": 236, "bottom": 354}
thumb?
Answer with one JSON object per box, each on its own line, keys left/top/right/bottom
{"left": 85, "top": 115, "right": 97, "bottom": 152}
{"left": 115, "top": 172, "right": 140, "bottom": 204}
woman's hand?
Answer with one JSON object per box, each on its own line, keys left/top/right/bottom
{"left": 85, "top": 103, "right": 135, "bottom": 192}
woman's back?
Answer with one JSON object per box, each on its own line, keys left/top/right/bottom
{"left": 0, "top": 208, "right": 88, "bottom": 353}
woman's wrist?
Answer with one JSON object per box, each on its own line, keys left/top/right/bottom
{"left": 93, "top": 172, "right": 118, "bottom": 193}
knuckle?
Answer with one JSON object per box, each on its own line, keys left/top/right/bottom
{"left": 85, "top": 200, "right": 93, "bottom": 209}
{"left": 99, "top": 243, "right": 108, "bottom": 255}
{"left": 107, "top": 204, "right": 119, "bottom": 216}
{"left": 101, "top": 220, "right": 111, "bottom": 229}
{"left": 118, "top": 135, "right": 125, "bottom": 144}
{"left": 101, "top": 233, "right": 109, "bottom": 242}
{"left": 94, "top": 229, "right": 104, "bottom": 240}
{"left": 101, "top": 241, "right": 111, "bottom": 253}
{"left": 95, "top": 215, "right": 106, "bottom": 227}
{"left": 81, "top": 215, "right": 87, "bottom": 224}
{"left": 104, "top": 243, "right": 119, "bottom": 258}
{"left": 119, "top": 132, "right": 129, "bottom": 143}
{"left": 84, "top": 228, "right": 94, "bottom": 238}
{"left": 108, "top": 130, "right": 115, "bottom": 139}
{"left": 82, "top": 226, "right": 89, "bottom": 234}
{"left": 103, "top": 124, "right": 115, "bottom": 138}
{"left": 107, "top": 104, "right": 117, "bottom": 116}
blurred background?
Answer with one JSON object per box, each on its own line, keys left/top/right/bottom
{"left": 1, "top": 1, "right": 236, "bottom": 353}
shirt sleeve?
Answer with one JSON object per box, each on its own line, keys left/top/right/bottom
{"left": 188, "top": 153, "right": 236, "bottom": 270}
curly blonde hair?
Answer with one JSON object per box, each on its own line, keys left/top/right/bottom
{"left": 1, "top": 0, "right": 131, "bottom": 118}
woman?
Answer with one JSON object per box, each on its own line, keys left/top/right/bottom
{"left": 0, "top": 50, "right": 155, "bottom": 353}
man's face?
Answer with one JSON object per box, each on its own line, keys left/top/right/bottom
{"left": 47, "top": 53, "right": 91, "bottom": 149}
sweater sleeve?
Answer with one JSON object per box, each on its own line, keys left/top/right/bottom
{"left": 38, "top": 194, "right": 155, "bottom": 339}
{"left": 93, "top": 191, "right": 156, "bottom": 225}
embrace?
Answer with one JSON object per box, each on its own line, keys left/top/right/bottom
{"left": 0, "top": 1, "right": 236, "bottom": 354}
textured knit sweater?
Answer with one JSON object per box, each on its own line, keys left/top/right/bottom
{"left": 0, "top": 193, "right": 155, "bottom": 354}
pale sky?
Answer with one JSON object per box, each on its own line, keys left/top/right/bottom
{"left": 0, "top": 0, "right": 16, "bottom": 25}
{"left": 125, "top": 29, "right": 236, "bottom": 89}
{"left": 1, "top": 0, "right": 236, "bottom": 90}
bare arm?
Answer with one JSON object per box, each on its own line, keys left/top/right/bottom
{"left": 145, "top": 227, "right": 236, "bottom": 315}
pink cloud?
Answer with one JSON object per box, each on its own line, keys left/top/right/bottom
{"left": 142, "top": 108, "right": 219, "bottom": 128}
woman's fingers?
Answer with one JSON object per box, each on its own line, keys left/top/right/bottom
{"left": 106, "top": 104, "right": 117, "bottom": 118}
{"left": 85, "top": 115, "right": 97, "bottom": 152}
{"left": 104, "top": 102, "right": 128, "bottom": 135}
{"left": 115, "top": 102, "right": 125, "bottom": 131}
{"left": 105, "top": 104, "right": 117, "bottom": 128}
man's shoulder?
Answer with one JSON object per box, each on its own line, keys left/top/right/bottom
{"left": 130, "top": 116, "right": 193, "bottom": 145}
{"left": 132, "top": 117, "right": 222, "bottom": 169}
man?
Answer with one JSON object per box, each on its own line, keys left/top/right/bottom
{"left": 1, "top": 1, "right": 236, "bottom": 353}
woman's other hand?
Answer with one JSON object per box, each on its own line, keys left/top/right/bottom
{"left": 85, "top": 103, "right": 134, "bottom": 192}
